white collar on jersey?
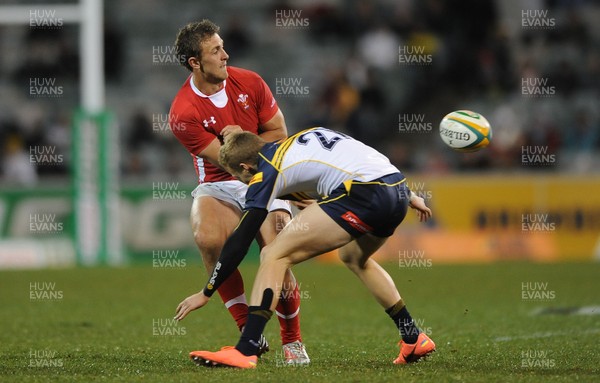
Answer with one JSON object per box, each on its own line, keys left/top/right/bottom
{"left": 189, "top": 77, "right": 228, "bottom": 108}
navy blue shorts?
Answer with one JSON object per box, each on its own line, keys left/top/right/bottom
{"left": 318, "top": 173, "right": 409, "bottom": 238}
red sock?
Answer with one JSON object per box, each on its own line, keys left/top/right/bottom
{"left": 276, "top": 283, "right": 302, "bottom": 345}
{"left": 217, "top": 268, "right": 248, "bottom": 330}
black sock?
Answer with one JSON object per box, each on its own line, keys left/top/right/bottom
{"left": 235, "top": 288, "right": 274, "bottom": 356}
{"left": 386, "top": 299, "right": 420, "bottom": 344}
{"left": 236, "top": 307, "right": 272, "bottom": 356}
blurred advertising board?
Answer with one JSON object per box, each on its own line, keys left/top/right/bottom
{"left": 367, "top": 175, "right": 600, "bottom": 264}
{"left": 0, "top": 187, "right": 198, "bottom": 268}
{"left": 1, "top": 175, "right": 599, "bottom": 268}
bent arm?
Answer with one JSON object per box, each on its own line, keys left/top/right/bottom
{"left": 258, "top": 109, "right": 287, "bottom": 142}
{"left": 197, "top": 137, "right": 223, "bottom": 169}
{"left": 199, "top": 110, "right": 286, "bottom": 169}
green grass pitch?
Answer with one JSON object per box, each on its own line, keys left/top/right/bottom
{"left": 1, "top": 261, "right": 598, "bottom": 382}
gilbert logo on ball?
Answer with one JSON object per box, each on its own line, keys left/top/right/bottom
{"left": 439, "top": 110, "right": 492, "bottom": 152}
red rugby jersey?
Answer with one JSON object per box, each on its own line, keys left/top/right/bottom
{"left": 169, "top": 66, "right": 278, "bottom": 183}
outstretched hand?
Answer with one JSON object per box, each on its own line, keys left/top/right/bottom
{"left": 174, "top": 291, "right": 210, "bottom": 321}
{"left": 408, "top": 194, "right": 432, "bottom": 222}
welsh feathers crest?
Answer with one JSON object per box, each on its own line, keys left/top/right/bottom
{"left": 237, "top": 93, "right": 250, "bottom": 110}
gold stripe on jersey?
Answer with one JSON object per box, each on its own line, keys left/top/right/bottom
{"left": 248, "top": 172, "right": 263, "bottom": 186}
{"left": 255, "top": 152, "right": 284, "bottom": 210}
{"left": 271, "top": 136, "right": 295, "bottom": 170}
{"left": 318, "top": 193, "right": 347, "bottom": 205}
{"left": 271, "top": 128, "right": 318, "bottom": 170}
{"left": 273, "top": 139, "right": 294, "bottom": 169}
{"left": 280, "top": 159, "right": 355, "bottom": 178}
{"left": 258, "top": 152, "right": 279, "bottom": 172}
{"left": 350, "top": 178, "right": 406, "bottom": 187}
{"left": 336, "top": 177, "right": 407, "bottom": 197}
{"left": 298, "top": 192, "right": 312, "bottom": 200}
{"left": 290, "top": 192, "right": 305, "bottom": 201}
{"left": 343, "top": 179, "right": 353, "bottom": 193}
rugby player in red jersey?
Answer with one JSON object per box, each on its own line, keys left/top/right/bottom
{"left": 169, "top": 19, "right": 309, "bottom": 365}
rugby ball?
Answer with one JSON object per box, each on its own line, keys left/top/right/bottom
{"left": 439, "top": 110, "right": 492, "bottom": 152}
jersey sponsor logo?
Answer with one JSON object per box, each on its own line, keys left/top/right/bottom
{"left": 249, "top": 172, "right": 263, "bottom": 186}
{"left": 202, "top": 116, "right": 216, "bottom": 128}
{"left": 341, "top": 211, "right": 373, "bottom": 233}
{"left": 237, "top": 93, "right": 250, "bottom": 110}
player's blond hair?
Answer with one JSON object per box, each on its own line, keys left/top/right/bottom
{"left": 219, "top": 132, "right": 266, "bottom": 174}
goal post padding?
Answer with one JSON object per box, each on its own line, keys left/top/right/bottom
{"left": 72, "top": 109, "right": 122, "bottom": 266}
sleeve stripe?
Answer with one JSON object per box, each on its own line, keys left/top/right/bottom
{"left": 232, "top": 210, "right": 249, "bottom": 231}
{"left": 272, "top": 128, "right": 317, "bottom": 169}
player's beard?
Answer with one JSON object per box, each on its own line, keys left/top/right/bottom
{"left": 199, "top": 62, "right": 228, "bottom": 84}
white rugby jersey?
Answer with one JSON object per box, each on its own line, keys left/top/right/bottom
{"left": 245, "top": 127, "right": 400, "bottom": 210}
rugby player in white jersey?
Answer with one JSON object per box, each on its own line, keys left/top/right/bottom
{"left": 174, "top": 127, "right": 436, "bottom": 368}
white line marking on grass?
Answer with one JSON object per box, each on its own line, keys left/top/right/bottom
{"left": 577, "top": 306, "right": 600, "bottom": 315}
{"left": 494, "top": 328, "right": 600, "bottom": 342}
{"left": 531, "top": 305, "right": 600, "bottom": 316}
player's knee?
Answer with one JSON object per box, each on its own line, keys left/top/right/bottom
{"left": 259, "top": 245, "right": 292, "bottom": 267}
{"left": 193, "top": 227, "right": 222, "bottom": 261}
{"left": 258, "top": 244, "right": 272, "bottom": 262}
{"left": 338, "top": 250, "right": 353, "bottom": 265}
{"left": 338, "top": 251, "right": 364, "bottom": 270}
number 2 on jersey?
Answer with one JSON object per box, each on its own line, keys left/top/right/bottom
{"left": 297, "top": 129, "right": 348, "bottom": 151}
